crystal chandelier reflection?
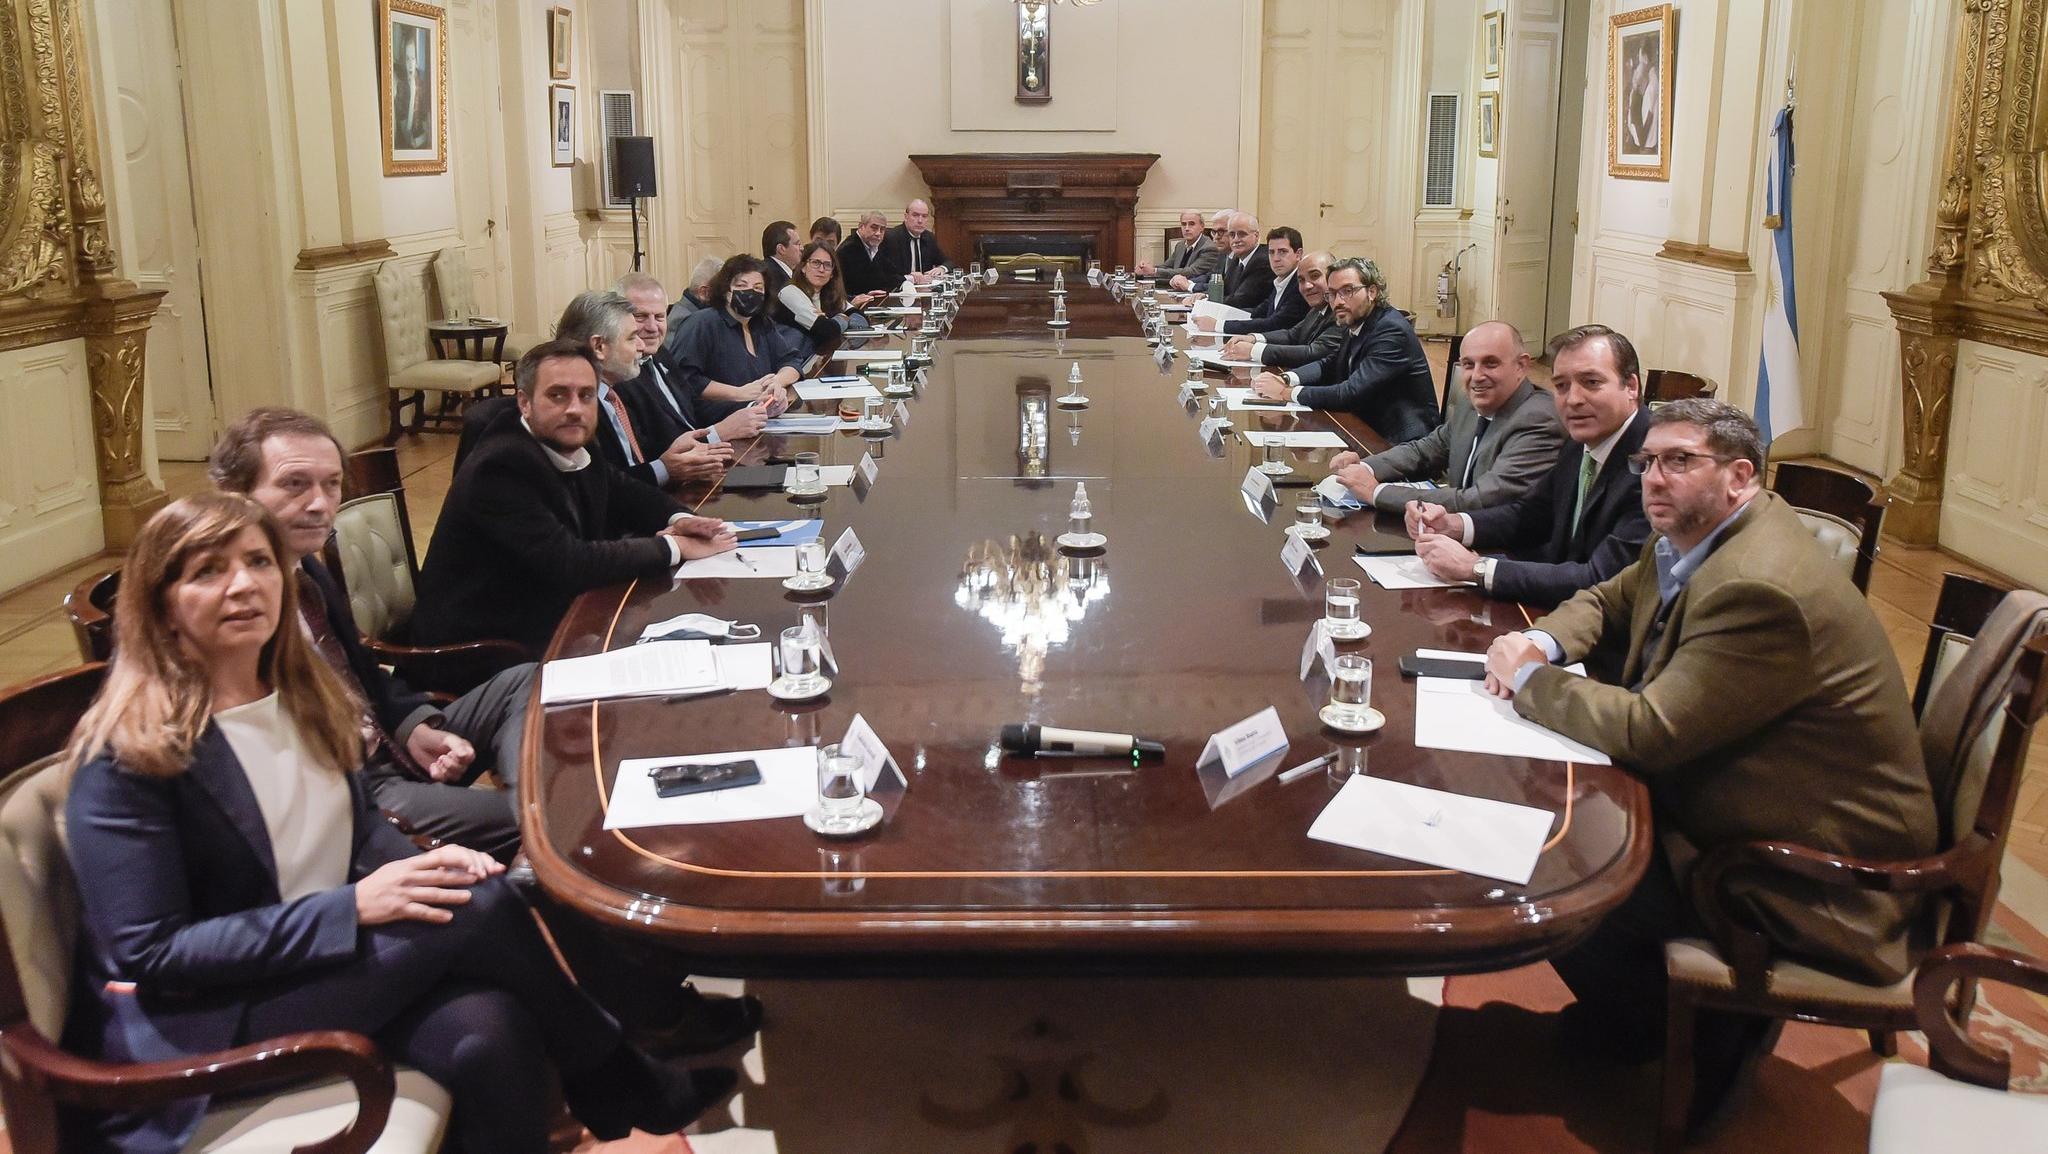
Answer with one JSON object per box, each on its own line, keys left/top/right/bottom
{"left": 954, "top": 532, "right": 1110, "bottom": 691}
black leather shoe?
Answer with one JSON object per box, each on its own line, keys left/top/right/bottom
{"left": 1684, "top": 1015, "right": 1779, "bottom": 1139}
{"left": 1555, "top": 1002, "right": 1662, "bottom": 1065}
{"left": 563, "top": 1047, "right": 740, "bottom": 1141}
{"left": 630, "top": 987, "right": 766, "bottom": 1058}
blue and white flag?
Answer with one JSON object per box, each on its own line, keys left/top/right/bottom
{"left": 1756, "top": 104, "right": 1801, "bottom": 444}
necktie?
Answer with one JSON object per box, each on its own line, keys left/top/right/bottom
{"left": 646, "top": 362, "right": 691, "bottom": 428}
{"left": 1571, "top": 449, "right": 1599, "bottom": 534}
{"left": 1461, "top": 417, "right": 1492, "bottom": 487}
{"left": 603, "top": 387, "right": 644, "bottom": 465}
{"left": 910, "top": 235, "right": 921, "bottom": 270}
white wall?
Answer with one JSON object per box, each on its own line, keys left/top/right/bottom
{"left": 0, "top": 341, "right": 106, "bottom": 592}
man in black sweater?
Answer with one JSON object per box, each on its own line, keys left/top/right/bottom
{"left": 837, "top": 211, "right": 895, "bottom": 298}
{"left": 413, "top": 339, "right": 738, "bottom": 651}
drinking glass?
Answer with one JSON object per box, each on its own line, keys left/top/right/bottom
{"left": 1293, "top": 499, "right": 1329, "bottom": 539}
{"left": 1114, "top": 264, "right": 1128, "bottom": 279}
{"left": 1328, "top": 655, "right": 1373, "bottom": 726}
{"left": 789, "top": 451, "right": 821, "bottom": 494}
{"left": 1324, "top": 577, "right": 1365, "bottom": 639}
{"left": 790, "top": 539, "right": 832, "bottom": 590}
{"left": 778, "top": 624, "right": 825, "bottom": 695}
{"left": 1259, "top": 438, "right": 1292, "bottom": 476}
{"left": 860, "top": 394, "right": 888, "bottom": 430}
{"left": 815, "top": 743, "right": 866, "bottom": 828}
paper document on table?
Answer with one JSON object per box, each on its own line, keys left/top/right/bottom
{"left": 540, "top": 641, "right": 720, "bottom": 705}
{"left": 713, "top": 643, "right": 773, "bottom": 691}
{"left": 1218, "top": 387, "right": 1309, "bottom": 413}
{"left": 1187, "top": 347, "right": 1264, "bottom": 369}
{"left": 1308, "top": 774, "right": 1557, "bottom": 885}
{"left": 604, "top": 746, "right": 820, "bottom": 829}
{"left": 1412, "top": 669, "right": 1612, "bottom": 766}
{"left": 834, "top": 350, "right": 905, "bottom": 364}
{"left": 794, "top": 379, "right": 880, "bottom": 402}
{"left": 676, "top": 548, "right": 799, "bottom": 580}
{"left": 1186, "top": 300, "right": 1249, "bottom": 328}
{"left": 1243, "top": 430, "right": 1347, "bottom": 449}
{"left": 1355, "top": 555, "right": 1472, "bottom": 590}
{"left": 730, "top": 519, "right": 823, "bottom": 547}
{"left": 762, "top": 414, "right": 841, "bottom": 434}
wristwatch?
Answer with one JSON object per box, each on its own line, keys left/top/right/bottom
{"left": 1474, "top": 557, "right": 1497, "bottom": 591}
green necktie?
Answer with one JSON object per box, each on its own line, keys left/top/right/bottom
{"left": 1571, "top": 450, "right": 1599, "bottom": 534}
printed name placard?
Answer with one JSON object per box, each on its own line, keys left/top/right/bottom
{"left": 1281, "top": 531, "right": 1323, "bottom": 580}
{"left": 841, "top": 713, "right": 906, "bottom": 789}
{"left": 1241, "top": 467, "right": 1278, "bottom": 524}
{"left": 1199, "top": 706, "right": 1291, "bottom": 778}
{"left": 827, "top": 527, "right": 867, "bottom": 581}
{"left": 1299, "top": 619, "right": 1338, "bottom": 681}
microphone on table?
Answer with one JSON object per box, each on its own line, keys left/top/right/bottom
{"left": 999, "top": 723, "right": 1166, "bottom": 760}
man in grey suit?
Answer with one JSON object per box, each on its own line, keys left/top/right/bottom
{"left": 1220, "top": 251, "right": 1341, "bottom": 370}
{"left": 1138, "top": 210, "right": 1222, "bottom": 283}
{"left": 1328, "top": 320, "right": 1564, "bottom": 513}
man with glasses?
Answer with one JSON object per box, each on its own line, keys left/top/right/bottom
{"left": 1166, "top": 211, "right": 1233, "bottom": 291}
{"left": 1479, "top": 399, "right": 1934, "bottom": 1135}
{"left": 1405, "top": 323, "right": 1650, "bottom": 605}
{"left": 1249, "top": 257, "right": 1439, "bottom": 444}
{"left": 1173, "top": 211, "right": 1272, "bottom": 308}
{"left": 1140, "top": 209, "right": 1222, "bottom": 283}
{"left": 1221, "top": 250, "right": 1344, "bottom": 369}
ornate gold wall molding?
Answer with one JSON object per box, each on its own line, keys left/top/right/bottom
{"left": 1, "top": 0, "right": 166, "bottom": 547}
{"left": 1886, "top": 0, "right": 2048, "bottom": 545}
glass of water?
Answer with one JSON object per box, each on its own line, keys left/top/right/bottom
{"left": 1328, "top": 655, "right": 1373, "bottom": 727}
{"left": 788, "top": 450, "right": 822, "bottom": 495}
{"left": 861, "top": 394, "right": 888, "bottom": 431}
{"left": 815, "top": 743, "right": 867, "bottom": 831}
{"left": 783, "top": 539, "right": 832, "bottom": 592}
{"left": 776, "top": 624, "right": 828, "bottom": 698}
{"left": 1259, "top": 438, "right": 1293, "bottom": 476}
{"left": 1324, "top": 576, "right": 1368, "bottom": 639}
{"left": 1293, "top": 499, "right": 1329, "bottom": 540}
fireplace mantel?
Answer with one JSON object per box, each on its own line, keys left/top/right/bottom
{"left": 908, "top": 153, "right": 1159, "bottom": 273}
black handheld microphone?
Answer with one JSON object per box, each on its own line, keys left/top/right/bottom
{"left": 999, "top": 723, "right": 1167, "bottom": 760}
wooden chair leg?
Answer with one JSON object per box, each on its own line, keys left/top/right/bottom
{"left": 1658, "top": 990, "right": 1698, "bottom": 1153}
{"left": 407, "top": 390, "right": 428, "bottom": 435}
{"left": 385, "top": 391, "right": 407, "bottom": 445}
{"left": 1867, "top": 1028, "right": 1897, "bottom": 1057}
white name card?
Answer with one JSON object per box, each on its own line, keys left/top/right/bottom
{"left": 1199, "top": 706, "right": 1291, "bottom": 779}
{"left": 857, "top": 451, "right": 879, "bottom": 486}
{"left": 893, "top": 400, "right": 911, "bottom": 427}
{"left": 1299, "top": 619, "right": 1338, "bottom": 681}
{"left": 1281, "top": 530, "right": 1322, "bottom": 580}
{"left": 840, "top": 713, "right": 906, "bottom": 789}
{"left": 1153, "top": 341, "right": 1174, "bottom": 368}
{"left": 830, "top": 527, "right": 867, "bottom": 576}
{"left": 1240, "top": 467, "right": 1278, "bottom": 523}
{"left": 1177, "top": 382, "right": 1197, "bottom": 406}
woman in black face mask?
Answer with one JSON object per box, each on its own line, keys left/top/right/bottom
{"left": 667, "top": 254, "right": 801, "bottom": 420}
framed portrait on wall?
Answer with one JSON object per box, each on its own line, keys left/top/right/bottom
{"left": 379, "top": 0, "right": 447, "bottom": 176}
{"left": 1607, "top": 3, "right": 1674, "bottom": 180}
{"left": 1482, "top": 11, "right": 1504, "bottom": 79}
{"left": 550, "top": 84, "right": 576, "bottom": 168}
{"left": 548, "top": 7, "right": 573, "bottom": 80}
{"left": 1476, "top": 91, "right": 1500, "bottom": 158}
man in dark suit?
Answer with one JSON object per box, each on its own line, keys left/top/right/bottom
{"left": 879, "top": 198, "right": 950, "bottom": 285}
{"left": 1249, "top": 256, "right": 1439, "bottom": 444}
{"left": 837, "top": 211, "right": 895, "bottom": 298}
{"left": 1137, "top": 209, "right": 1222, "bottom": 283}
{"left": 558, "top": 289, "right": 728, "bottom": 488}
{"left": 1407, "top": 323, "right": 1650, "bottom": 606}
{"left": 412, "top": 340, "right": 739, "bottom": 651}
{"left": 1196, "top": 226, "right": 1307, "bottom": 336}
{"left": 1170, "top": 212, "right": 1273, "bottom": 309}
{"left": 1330, "top": 320, "right": 1564, "bottom": 513}
{"left": 619, "top": 272, "right": 767, "bottom": 447}
{"left": 760, "top": 219, "right": 800, "bottom": 307}
{"left": 1483, "top": 399, "right": 1936, "bottom": 1126}
{"left": 1221, "top": 251, "right": 1343, "bottom": 370}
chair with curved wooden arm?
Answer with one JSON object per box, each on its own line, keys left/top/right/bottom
{"left": 1866, "top": 943, "right": 2048, "bottom": 1152}
{"left": 0, "top": 664, "right": 452, "bottom": 1153}
{"left": 60, "top": 569, "right": 118, "bottom": 664}
{"left": 1655, "top": 617, "right": 2048, "bottom": 1151}
{"left": 1770, "top": 461, "right": 1888, "bottom": 593}
{"left": 1912, "top": 572, "right": 2012, "bottom": 716}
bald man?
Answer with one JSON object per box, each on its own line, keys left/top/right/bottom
{"left": 1168, "top": 211, "right": 1236, "bottom": 292}
{"left": 1201, "top": 211, "right": 1274, "bottom": 309}
{"left": 1220, "top": 251, "right": 1343, "bottom": 370}
{"left": 1329, "top": 320, "right": 1565, "bottom": 514}
{"left": 1142, "top": 209, "right": 1222, "bottom": 282}
{"left": 881, "top": 199, "right": 950, "bottom": 285}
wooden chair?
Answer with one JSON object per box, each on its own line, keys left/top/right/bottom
{"left": 374, "top": 259, "right": 501, "bottom": 445}
{"left": 60, "top": 569, "right": 118, "bottom": 663}
{"left": 1643, "top": 369, "right": 1717, "bottom": 406}
{"left": 429, "top": 247, "right": 542, "bottom": 370}
{"left": 1866, "top": 942, "right": 2048, "bottom": 1151}
{"left": 1770, "top": 461, "right": 1888, "bottom": 592}
{"left": 1913, "top": 573, "right": 2013, "bottom": 716}
{"left": 1655, "top": 623, "right": 2048, "bottom": 1150}
{"left": 0, "top": 664, "right": 452, "bottom": 1153}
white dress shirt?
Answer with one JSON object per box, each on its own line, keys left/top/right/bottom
{"left": 213, "top": 693, "right": 352, "bottom": 903}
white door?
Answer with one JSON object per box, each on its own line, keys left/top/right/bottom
{"left": 1258, "top": 0, "right": 1396, "bottom": 258}
{"left": 114, "top": 0, "right": 216, "bottom": 460}
{"left": 448, "top": 0, "right": 513, "bottom": 317}
{"left": 1492, "top": 0, "right": 1568, "bottom": 342}
{"left": 677, "top": 0, "right": 809, "bottom": 270}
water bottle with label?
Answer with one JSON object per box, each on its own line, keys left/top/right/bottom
{"left": 1206, "top": 272, "right": 1225, "bottom": 302}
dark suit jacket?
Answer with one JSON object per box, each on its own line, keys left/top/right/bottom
{"left": 879, "top": 224, "right": 948, "bottom": 281}
{"left": 299, "top": 557, "right": 440, "bottom": 739}
{"left": 590, "top": 380, "right": 685, "bottom": 488}
{"left": 629, "top": 357, "right": 714, "bottom": 437}
{"left": 1254, "top": 304, "right": 1342, "bottom": 369}
{"left": 1292, "top": 303, "right": 1441, "bottom": 444}
{"left": 1222, "top": 270, "right": 1307, "bottom": 335}
{"left": 413, "top": 429, "right": 682, "bottom": 650}
{"left": 1363, "top": 378, "right": 1564, "bottom": 514}
{"left": 1155, "top": 234, "right": 1221, "bottom": 281}
{"left": 1519, "top": 492, "right": 1937, "bottom": 982}
{"left": 63, "top": 734, "right": 419, "bottom": 1152}
{"left": 1466, "top": 409, "right": 1651, "bottom": 606}
{"left": 1215, "top": 245, "right": 1275, "bottom": 311}
{"left": 836, "top": 237, "right": 894, "bottom": 297}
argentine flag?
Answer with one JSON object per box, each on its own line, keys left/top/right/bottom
{"left": 1756, "top": 104, "right": 1801, "bottom": 444}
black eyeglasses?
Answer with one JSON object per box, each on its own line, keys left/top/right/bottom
{"left": 803, "top": 259, "right": 835, "bottom": 271}
{"left": 1626, "top": 450, "right": 1732, "bottom": 476}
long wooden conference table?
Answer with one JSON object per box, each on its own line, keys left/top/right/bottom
{"left": 519, "top": 282, "right": 1650, "bottom": 977}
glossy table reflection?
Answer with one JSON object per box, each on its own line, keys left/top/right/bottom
{"left": 520, "top": 283, "right": 1650, "bottom": 976}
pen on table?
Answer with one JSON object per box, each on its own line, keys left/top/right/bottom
{"left": 732, "top": 550, "right": 758, "bottom": 572}
{"left": 1277, "top": 753, "right": 1336, "bottom": 784}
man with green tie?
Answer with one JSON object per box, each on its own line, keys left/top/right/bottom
{"left": 1406, "top": 324, "right": 1651, "bottom": 606}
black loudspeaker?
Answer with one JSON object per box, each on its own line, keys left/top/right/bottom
{"left": 612, "top": 136, "right": 657, "bottom": 199}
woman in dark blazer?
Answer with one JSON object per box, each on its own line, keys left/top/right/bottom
{"left": 59, "top": 493, "right": 736, "bottom": 1154}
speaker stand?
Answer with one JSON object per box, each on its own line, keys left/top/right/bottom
{"left": 630, "top": 197, "right": 645, "bottom": 272}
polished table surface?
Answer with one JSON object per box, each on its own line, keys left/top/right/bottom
{"left": 520, "top": 282, "right": 1650, "bottom": 976}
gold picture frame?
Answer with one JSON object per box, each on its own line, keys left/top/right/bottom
{"left": 379, "top": 0, "right": 448, "bottom": 176}
{"left": 1482, "top": 11, "right": 1504, "bottom": 79}
{"left": 1476, "top": 91, "right": 1500, "bottom": 158}
{"left": 1607, "top": 3, "right": 1674, "bottom": 181}
{"left": 548, "top": 6, "right": 573, "bottom": 80}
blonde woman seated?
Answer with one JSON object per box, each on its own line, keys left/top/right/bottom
{"left": 59, "top": 493, "right": 736, "bottom": 1154}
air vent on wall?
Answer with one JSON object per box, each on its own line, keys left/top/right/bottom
{"left": 1423, "top": 92, "right": 1460, "bottom": 208}
{"left": 599, "top": 90, "right": 637, "bottom": 209}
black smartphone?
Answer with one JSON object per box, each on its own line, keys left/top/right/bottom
{"left": 1398, "top": 655, "right": 1489, "bottom": 680}
{"left": 733, "top": 525, "right": 781, "bottom": 542}
{"left": 649, "top": 760, "right": 762, "bottom": 798}
{"left": 1354, "top": 539, "right": 1415, "bottom": 556}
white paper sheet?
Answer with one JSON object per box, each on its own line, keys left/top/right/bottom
{"left": 1187, "top": 348, "right": 1265, "bottom": 369}
{"left": 1242, "top": 430, "right": 1347, "bottom": 449}
{"left": 604, "top": 746, "right": 821, "bottom": 829}
{"left": 1412, "top": 673, "right": 1613, "bottom": 766}
{"left": 834, "top": 350, "right": 905, "bottom": 364}
{"left": 714, "top": 644, "right": 774, "bottom": 691}
{"left": 784, "top": 465, "right": 857, "bottom": 492}
{"left": 762, "top": 415, "right": 841, "bottom": 434}
{"left": 1218, "top": 386, "right": 1309, "bottom": 413}
{"left": 540, "top": 641, "right": 720, "bottom": 705}
{"left": 1307, "top": 774, "right": 1557, "bottom": 885}
{"left": 794, "top": 380, "right": 880, "bottom": 402}
{"left": 1185, "top": 300, "right": 1250, "bottom": 332}
{"left": 1355, "top": 554, "right": 1472, "bottom": 590}
{"left": 676, "top": 548, "right": 799, "bottom": 579}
